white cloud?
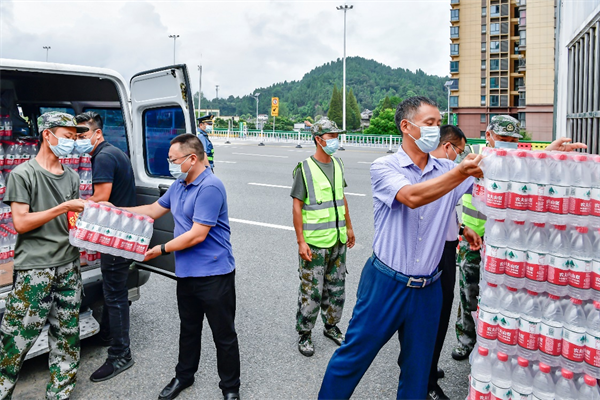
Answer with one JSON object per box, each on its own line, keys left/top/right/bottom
{"left": 1, "top": 0, "right": 450, "bottom": 99}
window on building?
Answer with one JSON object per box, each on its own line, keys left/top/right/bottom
{"left": 450, "top": 79, "right": 459, "bottom": 90}
{"left": 451, "top": 26, "right": 459, "bottom": 38}
{"left": 481, "top": 60, "right": 486, "bottom": 70}
{"left": 450, "top": 96, "right": 459, "bottom": 108}
{"left": 501, "top": 58, "right": 508, "bottom": 70}
{"left": 482, "top": 6, "right": 487, "bottom": 17}
{"left": 518, "top": 112, "right": 526, "bottom": 129}
{"left": 480, "top": 131, "right": 486, "bottom": 139}
{"left": 520, "top": 10, "right": 526, "bottom": 25}
{"left": 144, "top": 106, "right": 186, "bottom": 177}
{"left": 450, "top": 61, "right": 459, "bottom": 73}
{"left": 480, "top": 114, "right": 487, "bottom": 123}
{"left": 481, "top": 78, "right": 486, "bottom": 87}
{"left": 500, "top": 77, "right": 508, "bottom": 89}
{"left": 490, "top": 23, "right": 500, "bottom": 35}
{"left": 490, "top": 59, "right": 499, "bottom": 71}
{"left": 491, "top": 41, "right": 500, "bottom": 53}
{"left": 500, "top": 95, "right": 508, "bottom": 107}
{"left": 481, "top": 96, "right": 486, "bottom": 106}
{"left": 482, "top": 24, "right": 487, "bottom": 34}
{"left": 490, "top": 95, "right": 499, "bottom": 107}
{"left": 482, "top": 42, "right": 486, "bottom": 52}
{"left": 490, "top": 5, "right": 500, "bottom": 17}
{"left": 451, "top": 9, "right": 459, "bottom": 21}
{"left": 520, "top": 30, "right": 526, "bottom": 46}
{"left": 450, "top": 44, "right": 459, "bottom": 55}
{"left": 490, "top": 77, "right": 499, "bottom": 89}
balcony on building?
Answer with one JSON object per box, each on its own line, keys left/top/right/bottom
{"left": 449, "top": 79, "right": 459, "bottom": 91}
{"left": 451, "top": 9, "right": 459, "bottom": 22}
{"left": 518, "top": 58, "right": 526, "bottom": 71}
{"left": 518, "top": 93, "right": 526, "bottom": 107}
{"left": 451, "top": 0, "right": 459, "bottom": 4}
{"left": 518, "top": 0, "right": 526, "bottom": 7}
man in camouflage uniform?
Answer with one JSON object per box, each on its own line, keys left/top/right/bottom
{"left": 0, "top": 112, "right": 86, "bottom": 399}
{"left": 290, "top": 117, "right": 355, "bottom": 357}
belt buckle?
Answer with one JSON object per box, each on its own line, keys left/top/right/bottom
{"left": 407, "top": 277, "right": 427, "bottom": 288}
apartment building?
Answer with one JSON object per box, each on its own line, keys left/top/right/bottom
{"left": 449, "top": 0, "right": 555, "bottom": 141}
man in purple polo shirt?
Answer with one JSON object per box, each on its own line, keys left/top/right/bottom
{"left": 126, "top": 133, "right": 240, "bottom": 400}
{"left": 318, "top": 97, "right": 483, "bottom": 400}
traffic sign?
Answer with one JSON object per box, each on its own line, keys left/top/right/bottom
{"left": 271, "top": 97, "right": 279, "bottom": 117}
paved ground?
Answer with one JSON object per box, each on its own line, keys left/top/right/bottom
{"left": 14, "top": 140, "right": 471, "bottom": 399}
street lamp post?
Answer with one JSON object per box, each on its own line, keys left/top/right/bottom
{"left": 250, "top": 93, "right": 264, "bottom": 146}
{"left": 43, "top": 46, "right": 51, "bottom": 62}
{"left": 169, "top": 34, "right": 179, "bottom": 64}
{"left": 444, "top": 80, "right": 453, "bottom": 125}
{"left": 337, "top": 3, "right": 353, "bottom": 151}
{"left": 216, "top": 85, "right": 219, "bottom": 99}
{"left": 198, "top": 65, "right": 202, "bottom": 119}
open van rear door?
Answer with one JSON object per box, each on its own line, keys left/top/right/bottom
{"left": 129, "top": 64, "right": 197, "bottom": 278}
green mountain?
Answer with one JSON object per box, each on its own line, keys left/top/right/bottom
{"left": 194, "top": 56, "right": 449, "bottom": 120}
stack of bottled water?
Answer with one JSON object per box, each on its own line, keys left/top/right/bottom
{"left": 0, "top": 223, "right": 17, "bottom": 265}
{"left": 469, "top": 148, "right": 600, "bottom": 399}
{"left": 70, "top": 202, "right": 154, "bottom": 262}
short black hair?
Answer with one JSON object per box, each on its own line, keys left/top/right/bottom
{"left": 439, "top": 125, "right": 466, "bottom": 146}
{"left": 75, "top": 111, "right": 103, "bottom": 130}
{"left": 170, "top": 133, "right": 205, "bottom": 160}
{"left": 394, "top": 96, "right": 438, "bottom": 137}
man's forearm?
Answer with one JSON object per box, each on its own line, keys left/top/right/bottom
{"left": 343, "top": 197, "right": 353, "bottom": 229}
{"left": 164, "top": 229, "right": 206, "bottom": 253}
{"left": 292, "top": 199, "right": 305, "bottom": 244}
{"left": 396, "top": 168, "right": 467, "bottom": 209}
{"left": 122, "top": 204, "right": 163, "bottom": 220}
{"left": 13, "top": 204, "right": 68, "bottom": 234}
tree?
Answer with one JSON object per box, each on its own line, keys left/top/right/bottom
{"left": 347, "top": 88, "right": 361, "bottom": 131}
{"left": 363, "top": 109, "right": 400, "bottom": 136}
{"left": 327, "top": 84, "right": 343, "bottom": 127}
{"left": 381, "top": 96, "right": 392, "bottom": 111}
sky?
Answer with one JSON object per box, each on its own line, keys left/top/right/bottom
{"left": 0, "top": 0, "right": 450, "bottom": 100}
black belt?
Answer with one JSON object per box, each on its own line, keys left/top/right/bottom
{"left": 371, "top": 254, "right": 442, "bottom": 289}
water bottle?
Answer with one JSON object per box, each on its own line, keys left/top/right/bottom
{"left": 527, "top": 151, "right": 549, "bottom": 222}
{"left": 568, "top": 154, "right": 592, "bottom": 227}
{"left": 0, "top": 144, "right": 5, "bottom": 173}
{"left": 478, "top": 282, "right": 500, "bottom": 350}
{"left": 511, "top": 356, "right": 533, "bottom": 400}
{"left": 473, "top": 147, "right": 496, "bottom": 212}
{"left": 569, "top": 226, "right": 593, "bottom": 301}
{"left": 4, "top": 142, "right": 16, "bottom": 171}
{"left": 88, "top": 204, "right": 110, "bottom": 250}
{"left": 578, "top": 374, "right": 600, "bottom": 399}
{"left": 585, "top": 301, "right": 600, "bottom": 379}
{"left": 539, "top": 294, "right": 564, "bottom": 367}
{"left": 80, "top": 153, "right": 91, "bottom": 168}
{"left": 555, "top": 368, "right": 578, "bottom": 400}
{"left": 525, "top": 222, "right": 550, "bottom": 293}
{"left": 591, "top": 155, "right": 600, "bottom": 229}
{"left": 469, "top": 346, "right": 492, "bottom": 400}
{"left": 547, "top": 153, "right": 571, "bottom": 225}
{"left": 592, "top": 229, "right": 600, "bottom": 302}
{"left": 69, "top": 153, "right": 80, "bottom": 172}
{"left": 497, "top": 286, "right": 520, "bottom": 355}
{"left": 490, "top": 352, "right": 512, "bottom": 400}
{"left": 4, "top": 116, "right": 12, "bottom": 138}
{"left": 505, "top": 220, "right": 528, "bottom": 289}
{"left": 119, "top": 212, "right": 138, "bottom": 256}
{"left": 507, "top": 151, "right": 530, "bottom": 221}
{"left": 548, "top": 225, "right": 571, "bottom": 297}
{"left": 484, "top": 149, "right": 509, "bottom": 220}
{"left": 562, "top": 297, "right": 587, "bottom": 373}
{"left": 518, "top": 290, "right": 542, "bottom": 360}
{"left": 97, "top": 206, "right": 118, "bottom": 248}
{"left": 134, "top": 216, "right": 154, "bottom": 258}
{"left": 532, "top": 362, "right": 555, "bottom": 400}
{"left": 484, "top": 219, "right": 507, "bottom": 285}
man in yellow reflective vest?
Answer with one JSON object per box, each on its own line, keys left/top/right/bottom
{"left": 290, "top": 117, "right": 355, "bottom": 357}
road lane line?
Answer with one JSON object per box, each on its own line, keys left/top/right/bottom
{"left": 232, "top": 152, "right": 288, "bottom": 158}
{"left": 247, "top": 182, "right": 366, "bottom": 197}
{"left": 230, "top": 218, "right": 294, "bottom": 231}
{"left": 216, "top": 161, "right": 237, "bottom": 164}
{"left": 358, "top": 161, "right": 372, "bottom": 164}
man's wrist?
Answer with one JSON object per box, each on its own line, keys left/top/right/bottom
{"left": 459, "top": 224, "right": 466, "bottom": 236}
{"left": 161, "top": 243, "right": 170, "bottom": 255}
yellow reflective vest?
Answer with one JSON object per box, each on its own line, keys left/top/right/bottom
{"left": 298, "top": 157, "right": 348, "bottom": 248}
{"left": 462, "top": 144, "right": 487, "bottom": 237}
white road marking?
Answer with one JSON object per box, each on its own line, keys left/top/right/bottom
{"left": 247, "top": 182, "right": 366, "bottom": 197}
{"left": 216, "top": 161, "right": 237, "bottom": 164}
{"left": 358, "top": 161, "right": 372, "bottom": 164}
{"left": 230, "top": 218, "right": 294, "bottom": 231}
{"left": 232, "top": 152, "right": 288, "bottom": 158}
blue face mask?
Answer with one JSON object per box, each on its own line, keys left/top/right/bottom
{"left": 494, "top": 140, "right": 518, "bottom": 150}
{"left": 169, "top": 155, "right": 192, "bottom": 181}
{"left": 47, "top": 131, "right": 75, "bottom": 157}
{"left": 406, "top": 121, "right": 440, "bottom": 153}
{"left": 319, "top": 138, "right": 339, "bottom": 155}
{"left": 74, "top": 131, "right": 98, "bottom": 154}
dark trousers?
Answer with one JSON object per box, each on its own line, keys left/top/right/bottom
{"left": 175, "top": 270, "right": 241, "bottom": 395}
{"left": 100, "top": 254, "right": 132, "bottom": 358}
{"left": 428, "top": 239, "right": 459, "bottom": 387}
{"left": 319, "top": 256, "right": 442, "bottom": 400}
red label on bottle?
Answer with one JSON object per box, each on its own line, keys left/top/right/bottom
{"left": 569, "top": 257, "right": 592, "bottom": 289}
{"left": 548, "top": 255, "right": 569, "bottom": 286}
{"left": 485, "top": 244, "right": 505, "bottom": 274}
{"left": 569, "top": 187, "right": 592, "bottom": 216}
{"left": 585, "top": 333, "right": 600, "bottom": 368}
{"left": 546, "top": 185, "right": 570, "bottom": 215}
{"left": 526, "top": 252, "right": 547, "bottom": 282}
{"left": 469, "top": 376, "right": 491, "bottom": 400}
{"left": 539, "top": 322, "right": 563, "bottom": 356}
{"left": 562, "top": 327, "right": 586, "bottom": 362}
{"left": 507, "top": 182, "right": 530, "bottom": 211}
{"left": 591, "top": 188, "right": 600, "bottom": 217}
{"left": 497, "top": 313, "right": 519, "bottom": 345}
{"left": 505, "top": 249, "right": 526, "bottom": 278}
{"left": 528, "top": 184, "right": 547, "bottom": 213}
{"left": 477, "top": 305, "right": 498, "bottom": 340}
{"left": 518, "top": 317, "right": 540, "bottom": 351}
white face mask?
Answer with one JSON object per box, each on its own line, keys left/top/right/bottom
{"left": 406, "top": 120, "right": 440, "bottom": 153}
{"left": 168, "top": 155, "right": 193, "bottom": 180}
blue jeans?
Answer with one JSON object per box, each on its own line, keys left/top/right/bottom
{"left": 100, "top": 254, "right": 131, "bottom": 358}
{"left": 319, "top": 255, "right": 442, "bottom": 400}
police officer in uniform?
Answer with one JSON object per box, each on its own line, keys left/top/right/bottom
{"left": 452, "top": 115, "right": 588, "bottom": 361}
{"left": 197, "top": 114, "right": 215, "bottom": 171}
{"left": 290, "top": 117, "right": 355, "bottom": 357}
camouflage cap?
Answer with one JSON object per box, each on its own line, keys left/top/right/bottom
{"left": 38, "top": 111, "right": 89, "bottom": 134}
{"left": 311, "top": 117, "right": 344, "bottom": 136}
{"left": 487, "top": 115, "right": 522, "bottom": 138}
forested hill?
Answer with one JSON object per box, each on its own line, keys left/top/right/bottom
{"left": 196, "top": 56, "right": 449, "bottom": 119}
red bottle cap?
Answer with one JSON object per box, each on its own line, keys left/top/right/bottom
{"left": 553, "top": 153, "right": 568, "bottom": 161}
{"left": 554, "top": 225, "right": 567, "bottom": 231}
{"left": 539, "top": 362, "right": 551, "bottom": 373}
{"left": 594, "top": 301, "right": 600, "bottom": 309}
{"left": 496, "top": 149, "right": 508, "bottom": 156}
{"left": 134, "top": 215, "right": 144, "bottom": 221}
{"left": 527, "top": 290, "right": 538, "bottom": 296}
{"left": 497, "top": 352, "right": 508, "bottom": 362}
{"left": 517, "top": 357, "right": 529, "bottom": 367}
{"left": 561, "top": 368, "right": 574, "bottom": 379}
{"left": 533, "top": 223, "right": 545, "bottom": 228}
{"left": 507, "top": 287, "right": 517, "bottom": 292}
{"left": 571, "top": 297, "right": 583, "bottom": 305}
{"left": 531, "top": 152, "right": 547, "bottom": 159}
{"left": 576, "top": 226, "right": 589, "bottom": 234}
{"left": 123, "top": 212, "right": 133, "bottom": 218}
{"left": 112, "top": 209, "right": 122, "bottom": 216}
{"left": 584, "top": 374, "right": 597, "bottom": 386}
{"left": 488, "top": 283, "right": 498, "bottom": 287}
{"left": 515, "top": 151, "right": 528, "bottom": 158}
{"left": 548, "top": 294, "right": 561, "bottom": 300}
{"left": 572, "top": 154, "right": 588, "bottom": 162}
{"left": 514, "top": 221, "right": 525, "bottom": 225}
{"left": 478, "top": 347, "right": 489, "bottom": 356}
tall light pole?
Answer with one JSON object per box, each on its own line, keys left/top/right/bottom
{"left": 216, "top": 85, "right": 219, "bottom": 99}
{"left": 337, "top": 3, "right": 353, "bottom": 151}
{"left": 43, "top": 46, "right": 51, "bottom": 62}
{"left": 169, "top": 34, "right": 179, "bottom": 64}
{"left": 444, "top": 80, "right": 453, "bottom": 125}
{"left": 198, "top": 65, "right": 202, "bottom": 118}
{"left": 250, "top": 93, "right": 263, "bottom": 146}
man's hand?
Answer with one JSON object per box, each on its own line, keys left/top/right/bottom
{"left": 347, "top": 228, "right": 356, "bottom": 249}
{"left": 545, "top": 137, "right": 588, "bottom": 152}
{"left": 144, "top": 245, "right": 161, "bottom": 262}
{"left": 457, "top": 153, "right": 484, "bottom": 179}
{"left": 463, "top": 226, "right": 482, "bottom": 251}
{"left": 62, "top": 199, "right": 86, "bottom": 213}
{"left": 298, "top": 241, "right": 313, "bottom": 262}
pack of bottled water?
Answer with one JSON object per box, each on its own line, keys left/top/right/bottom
{"left": 69, "top": 201, "right": 154, "bottom": 262}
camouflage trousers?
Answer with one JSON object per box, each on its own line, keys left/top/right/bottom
{"left": 296, "top": 241, "right": 347, "bottom": 333}
{"left": 454, "top": 239, "right": 481, "bottom": 351}
{"left": 0, "top": 261, "right": 82, "bottom": 400}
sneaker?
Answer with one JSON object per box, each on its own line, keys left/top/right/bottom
{"left": 323, "top": 325, "right": 345, "bottom": 346}
{"left": 451, "top": 344, "right": 472, "bottom": 361}
{"left": 427, "top": 384, "right": 450, "bottom": 400}
{"left": 90, "top": 354, "right": 134, "bottom": 382}
{"left": 298, "top": 332, "right": 314, "bottom": 357}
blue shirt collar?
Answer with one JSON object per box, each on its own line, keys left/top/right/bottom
{"left": 180, "top": 166, "right": 211, "bottom": 187}
{"left": 396, "top": 146, "right": 440, "bottom": 175}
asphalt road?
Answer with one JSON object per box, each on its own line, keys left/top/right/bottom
{"left": 14, "top": 140, "right": 471, "bottom": 400}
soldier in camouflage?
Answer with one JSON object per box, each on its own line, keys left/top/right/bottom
{"left": 291, "top": 117, "right": 355, "bottom": 357}
{"left": 0, "top": 112, "right": 86, "bottom": 399}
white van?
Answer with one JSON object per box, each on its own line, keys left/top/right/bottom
{"left": 0, "top": 58, "right": 193, "bottom": 359}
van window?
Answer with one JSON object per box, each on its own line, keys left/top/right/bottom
{"left": 143, "top": 106, "right": 186, "bottom": 177}
{"left": 39, "top": 107, "right": 75, "bottom": 115}
{"left": 84, "top": 108, "right": 128, "bottom": 157}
